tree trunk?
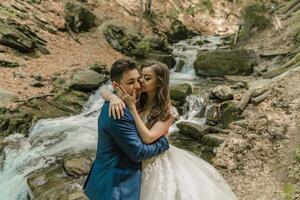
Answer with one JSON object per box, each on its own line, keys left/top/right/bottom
{"left": 145, "top": 0, "right": 152, "bottom": 17}
{"left": 139, "top": 0, "right": 144, "bottom": 33}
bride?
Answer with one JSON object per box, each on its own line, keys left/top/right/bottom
{"left": 101, "top": 61, "right": 237, "bottom": 200}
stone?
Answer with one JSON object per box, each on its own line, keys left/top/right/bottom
{"left": 30, "top": 79, "right": 44, "bottom": 87}
{"left": 64, "top": 2, "right": 96, "bottom": 32}
{"left": 63, "top": 156, "right": 92, "bottom": 177}
{"left": 167, "top": 20, "right": 190, "bottom": 43}
{"left": 239, "top": 3, "right": 270, "bottom": 41}
{"left": 176, "top": 121, "right": 210, "bottom": 141}
{"left": 0, "top": 18, "right": 48, "bottom": 53}
{"left": 68, "top": 69, "right": 107, "bottom": 92}
{"left": 194, "top": 49, "right": 258, "bottom": 77}
{"left": 0, "top": 90, "right": 19, "bottom": 107}
{"left": 202, "top": 134, "right": 225, "bottom": 147}
{"left": 170, "top": 83, "right": 193, "bottom": 105}
{"left": 175, "top": 59, "right": 185, "bottom": 72}
{"left": 219, "top": 100, "right": 241, "bottom": 128}
{"left": 0, "top": 60, "right": 19, "bottom": 68}
{"left": 89, "top": 61, "right": 108, "bottom": 74}
{"left": 103, "top": 23, "right": 141, "bottom": 55}
{"left": 211, "top": 85, "right": 234, "bottom": 101}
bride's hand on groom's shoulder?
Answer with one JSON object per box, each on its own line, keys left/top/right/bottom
{"left": 109, "top": 94, "right": 125, "bottom": 119}
{"left": 115, "top": 86, "right": 137, "bottom": 111}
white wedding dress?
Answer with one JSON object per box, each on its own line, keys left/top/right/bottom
{"left": 140, "top": 108, "right": 238, "bottom": 200}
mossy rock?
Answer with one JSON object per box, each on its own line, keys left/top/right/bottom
{"left": 64, "top": 2, "right": 96, "bottom": 32}
{"left": 239, "top": 3, "right": 270, "bottom": 41}
{"left": 0, "top": 60, "right": 20, "bottom": 68}
{"left": 103, "top": 24, "right": 141, "bottom": 55}
{"left": 130, "top": 36, "right": 171, "bottom": 58}
{"left": 167, "top": 20, "right": 190, "bottom": 43}
{"left": 194, "top": 49, "right": 258, "bottom": 77}
{"left": 219, "top": 100, "right": 241, "bottom": 128}
{"left": 170, "top": 83, "right": 193, "bottom": 105}
{"left": 0, "top": 18, "right": 48, "bottom": 53}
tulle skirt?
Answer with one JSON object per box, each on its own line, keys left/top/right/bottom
{"left": 141, "top": 145, "right": 237, "bottom": 200}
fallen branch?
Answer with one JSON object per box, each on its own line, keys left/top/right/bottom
{"left": 233, "top": 25, "right": 240, "bottom": 45}
{"left": 16, "top": 93, "right": 55, "bottom": 103}
{"left": 282, "top": 0, "right": 300, "bottom": 20}
{"left": 66, "top": 23, "right": 81, "bottom": 44}
{"left": 251, "top": 90, "right": 271, "bottom": 105}
{"left": 238, "top": 89, "right": 255, "bottom": 111}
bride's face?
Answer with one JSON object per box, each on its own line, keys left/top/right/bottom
{"left": 140, "top": 67, "right": 157, "bottom": 93}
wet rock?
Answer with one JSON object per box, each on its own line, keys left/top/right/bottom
{"left": 202, "top": 134, "right": 225, "bottom": 147}
{"left": 239, "top": 3, "right": 270, "bottom": 41}
{"left": 0, "top": 60, "right": 19, "bottom": 68}
{"left": 211, "top": 85, "right": 234, "bottom": 101}
{"left": 0, "top": 90, "right": 19, "bottom": 107}
{"left": 27, "top": 163, "right": 88, "bottom": 200}
{"left": 68, "top": 69, "right": 107, "bottom": 92}
{"left": 167, "top": 20, "right": 190, "bottom": 43}
{"left": 170, "top": 83, "right": 193, "bottom": 105}
{"left": 0, "top": 18, "right": 48, "bottom": 54}
{"left": 194, "top": 49, "right": 258, "bottom": 77}
{"left": 219, "top": 100, "right": 241, "bottom": 128}
{"left": 175, "top": 59, "right": 185, "bottom": 72}
{"left": 176, "top": 121, "right": 210, "bottom": 141}
{"left": 63, "top": 156, "right": 92, "bottom": 177}
{"left": 64, "top": 2, "right": 96, "bottom": 32}
{"left": 205, "top": 104, "right": 220, "bottom": 125}
{"left": 103, "top": 23, "right": 141, "bottom": 55}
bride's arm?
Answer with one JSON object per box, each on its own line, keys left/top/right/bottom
{"left": 130, "top": 106, "right": 174, "bottom": 144}
{"left": 100, "top": 88, "right": 125, "bottom": 119}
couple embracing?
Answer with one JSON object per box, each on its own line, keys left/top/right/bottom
{"left": 83, "top": 58, "right": 237, "bottom": 200}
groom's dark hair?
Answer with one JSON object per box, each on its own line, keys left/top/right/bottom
{"left": 110, "top": 58, "right": 138, "bottom": 83}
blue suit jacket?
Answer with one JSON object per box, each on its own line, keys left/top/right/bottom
{"left": 83, "top": 102, "right": 169, "bottom": 200}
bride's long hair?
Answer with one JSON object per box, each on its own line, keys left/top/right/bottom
{"left": 136, "top": 61, "right": 171, "bottom": 129}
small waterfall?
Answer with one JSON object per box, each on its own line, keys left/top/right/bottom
{"left": 0, "top": 85, "right": 110, "bottom": 200}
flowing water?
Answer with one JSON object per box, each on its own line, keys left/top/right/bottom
{"left": 0, "top": 36, "right": 226, "bottom": 199}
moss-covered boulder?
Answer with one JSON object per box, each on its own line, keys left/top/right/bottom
{"left": 64, "top": 2, "right": 96, "bottom": 32}
{"left": 0, "top": 18, "right": 48, "bottom": 53}
{"left": 0, "top": 89, "right": 89, "bottom": 136}
{"left": 176, "top": 121, "right": 210, "bottom": 141}
{"left": 68, "top": 69, "right": 107, "bottom": 92}
{"left": 239, "top": 3, "right": 270, "bottom": 41}
{"left": 103, "top": 24, "right": 141, "bottom": 55}
{"left": 0, "top": 90, "right": 19, "bottom": 107}
{"left": 167, "top": 20, "right": 190, "bottom": 43}
{"left": 219, "top": 100, "right": 241, "bottom": 128}
{"left": 194, "top": 49, "right": 258, "bottom": 77}
{"left": 170, "top": 83, "right": 193, "bottom": 105}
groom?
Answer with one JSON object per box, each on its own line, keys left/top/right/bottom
{"left": 83, "top": 58, "right": 169, "bottom": 200}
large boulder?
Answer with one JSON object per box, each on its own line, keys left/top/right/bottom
{"left": 0, "top": 18, "right": 48, "bottom": 54}
{"left": 211, "top": 85, "right": 234, "bottom": 101}
{"left": 170, "top": 83, "right": 193, "bottom": 105}
{"left": 239, "top": 3, "right": 270, "bottom": 41}
{"left": 167, "top": 20, "right": 190, "bottom": 43}
{"left": 64, "top": 2, "right": 97, "bottom": 32}
{"left": 68, "top": 69, "right": 107, "bottom": 92}
{"left": 103, "top": 24, "right": 141, "bottom": 55}
{"left": 176, "top": 121, "right": 210, "bottom": 141}
{"left": 194, "top": 49, "right": 258, "bottom": 77}
{"left": 0, "top": 90, "right": 19, "bottom": 107}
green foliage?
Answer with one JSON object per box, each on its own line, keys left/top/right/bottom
{"left": 282, "top": 183, "right": 295, "bottom": 200}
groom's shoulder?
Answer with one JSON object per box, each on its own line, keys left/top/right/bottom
{"left": 101, "top": 101, "right": 133, "bottom": 121}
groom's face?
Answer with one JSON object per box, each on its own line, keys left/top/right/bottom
{"left": 113, "top": 69, "right": 141, "bottom": 96}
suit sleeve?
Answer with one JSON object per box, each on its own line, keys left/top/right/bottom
{"left": 107, "top": 108, "right": 169, "bottom": 163}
